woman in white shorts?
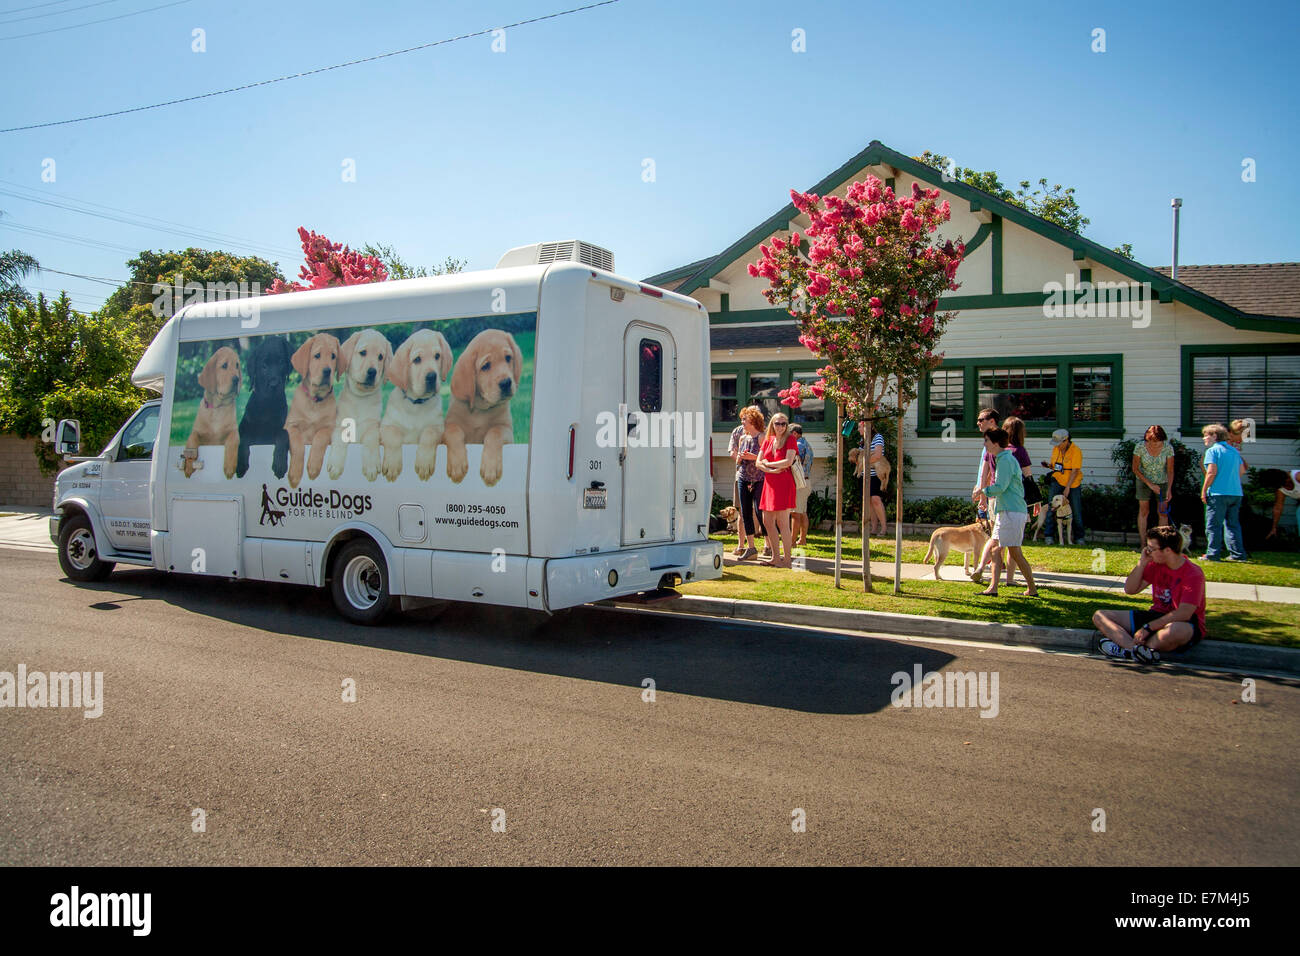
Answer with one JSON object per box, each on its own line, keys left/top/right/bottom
{"left": 976, "top": 428, "right": 1038, "bottom": 598}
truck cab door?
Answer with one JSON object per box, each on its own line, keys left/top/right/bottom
{"left": 620, "top": 325, "right": 676, "bottom": 545}
{"left": 100, "top": 404, "right": 159, "bottom": 552}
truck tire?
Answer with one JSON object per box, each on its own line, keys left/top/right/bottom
{"left": 330, "top": 538, "right": 394, "bottom": 625}
{"left": 58, "top": 513, "right": 115, "bottom": 582}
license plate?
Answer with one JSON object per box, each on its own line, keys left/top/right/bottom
{"left": 583, "top": 488, "right": 607, "bottom": 509}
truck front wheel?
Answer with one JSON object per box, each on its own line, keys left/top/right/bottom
{"left": 329, "top": 538, "right": 394, "bottom": 625}
{"left": 58, "top": 513, "right": 115, "bottom": 582}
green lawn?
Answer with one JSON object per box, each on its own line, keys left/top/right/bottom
{"left": 679, "top": 563, "right": 1300, "bottom": 648}
{"left": 713, "top": 531, "right": 1300, "bottom": 589}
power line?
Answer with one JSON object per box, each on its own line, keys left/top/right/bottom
{"left": 0, "top": 0, "right": 620, "bottom": 131}
{"left": 0, "top": 185, "right": 299, "bottom": 260}
{"left": 2, "top": 0, "right": 96, "bottom": 15}
{"left": 0, "top": 219, "right": 144, "bottom": 254}
{"left": 0, "top": 0, "right": 125, "bottom": 25}
{"left": 0, "top": 179, "right": 298, "bottom": 256}
{"left": 0, "top": 0, "right": 191, "bottom": 40}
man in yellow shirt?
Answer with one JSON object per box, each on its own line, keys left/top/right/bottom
{"left": 1042, "top": 428, "right": 1085, "bottom": 544}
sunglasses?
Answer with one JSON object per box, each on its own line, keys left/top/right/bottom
{"left": 977, "top": 416, "right": 995, "bottom": 423}
{"left": 773, "top": 421, "right": 788, "bottom": 427}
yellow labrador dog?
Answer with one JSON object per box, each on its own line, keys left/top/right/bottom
{"left": 380, "top": 328, "right": 452, "bottom": 481}
{"left": 284, "top": 333, "right": 341, "bottom": 488}
{"left": 183, "top": 346, "right": 241, "bottom": 478}
{"left": 327, "top": 329, "right": 389, "bottom": 481}
{"left": 444, "top": 329, "right": 521, "bottom": 487}
{"left": 921, "top": 518, "right": 991, "bottom": 580}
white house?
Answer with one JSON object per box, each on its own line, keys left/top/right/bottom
{"left": 644, "top": 140, "right": 1300, "bottom": 505}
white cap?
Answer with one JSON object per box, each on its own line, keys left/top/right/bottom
{"left": 1050, "top": 428, "right": 1070, "bottom": 445}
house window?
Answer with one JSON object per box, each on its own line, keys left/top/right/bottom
{"left": 790, "top": 371, "right": 825, "bottom": 425}
{"left": 711, "top": 374, "right": 738, "bottom": 424}
{"left": 977, "top": 366, "right": 1058, "bottom": 422}
{"left": 638, "top": 339, "right": 662, "bottom": 412}
{"left": 917, "top": 354, "right": 1123, "bottom": 436}
{"left": 1071, "top": 365, "right": 1112, "bottom": 423}
{"left": 707, "top": 362, "right": 830, "bottom": 431}
{"left": 1189, "top": 350, "right": 1300, "bottom": 429}
{"left": 926, "top": 368, "right": 964, "bottom": 425}
{"left": 749, "top": 373, "right": 782, "bottom": 420}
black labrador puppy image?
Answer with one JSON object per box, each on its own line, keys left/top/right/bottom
{"left": 236, "top": 335, "right": 293, "bottom": 479}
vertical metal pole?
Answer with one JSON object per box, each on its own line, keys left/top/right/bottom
{"left": 1171, "top": 197, "right": 1182, "bottom": 281}
{"left": 894, "top": 378, "right": 905, "bottom": 594}
{"left": 834, "top": 402, "right": 843, "bottom": 589}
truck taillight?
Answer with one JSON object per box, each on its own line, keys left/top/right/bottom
{"left": 567, "top": 426, "right": 576, "bottom": 479}
{"left": 709, "top": 438, "right": 714, "bottom": 479}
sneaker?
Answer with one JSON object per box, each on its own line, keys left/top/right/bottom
{"left": 1224, "top": 555, "right": 1249, "bottom": 563}
{"left": 1095, "top": 635, "right": 1134, "bottom": 661}
{"left": 1199, "top": 554, "right": 1221, "bottom": 562}
{"left": 1132, "top": 644, "right": 1162, "bottom": 665}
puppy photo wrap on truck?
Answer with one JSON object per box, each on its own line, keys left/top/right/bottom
{"left": 167, "top": 312, "right": 536, "bottom": 556}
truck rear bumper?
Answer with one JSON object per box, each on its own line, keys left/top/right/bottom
{"left": 544, "top": 539, "right": 723, "bottom": 611}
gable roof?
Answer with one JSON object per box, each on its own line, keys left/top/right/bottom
{"left": 647, "top": 140, "right": 1300, "bottom": 335}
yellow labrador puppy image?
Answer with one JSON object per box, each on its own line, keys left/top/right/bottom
{"left": 380, "top": 328, "right": 452, "bottom": 481}
{"left": 327, "top": 329, "right": 389, "bottom": 481}
{"left": 284, "top": 332, "right": 341, "bottom": 488}
{"left": 183, "top": 346, "right": 241, "bottom": 478}
{"left": 444, "top": 329, "right": 521, "bottom": 486}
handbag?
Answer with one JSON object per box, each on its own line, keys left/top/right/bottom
{"left": 792, "top": 464, "right": 807, "bottom": 489}
{"left": 1023, "top": 474, "right": 1042, "bottom": 506}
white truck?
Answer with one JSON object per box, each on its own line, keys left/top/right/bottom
{"left": 50, "top": 241, "right": 723, "bottom": 623}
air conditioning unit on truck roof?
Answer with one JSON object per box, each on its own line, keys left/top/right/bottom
{"left": 496, "top": 240, "right": 615, "bottom": 272}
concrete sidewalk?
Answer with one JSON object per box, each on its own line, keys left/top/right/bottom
{"left": 724, "top": 550, "right": 1300, "bottom": 604}
{"left": 0, "top": 508, "right": 55, "bottom": 554}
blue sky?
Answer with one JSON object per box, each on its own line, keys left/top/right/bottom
{"left": 2, "top": 0, "right": 1297, "bottom": 313}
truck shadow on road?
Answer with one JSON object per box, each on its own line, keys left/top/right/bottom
{"left": 73, "top": 569, "right": 962, "bottom": 715}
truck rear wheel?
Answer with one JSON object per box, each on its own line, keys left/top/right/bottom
{"left": 330, "top": 538, "right": 394, "bottom": 625}
{"left": 58, "top": 513, "right": 115, "bottom": 582}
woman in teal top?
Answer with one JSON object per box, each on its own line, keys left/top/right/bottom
{"left": 977, "top": 428, "right": 1037, "bottom": 598}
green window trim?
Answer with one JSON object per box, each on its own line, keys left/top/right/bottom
{"left": 916, "top": 353, "right": 1125, "bottom": 438}
{"left": 1179, "top": 343, "right": 1300, "bottom": 439}
{"left": 711, "top": 359, "right": 831, "bottom": 433}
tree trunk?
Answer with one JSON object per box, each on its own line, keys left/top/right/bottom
{"left": 894, "top": 377, "right": 905, "bottom": 594}
{"left": 834, "top": 402, "right": 843, "bottom": 589}
{"left": 862, "top": 420, "right": 872, "bottom": 593}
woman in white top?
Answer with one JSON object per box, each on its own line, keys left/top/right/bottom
{"left": 1262, "top": 468, "right": 1300, "bottom": 542}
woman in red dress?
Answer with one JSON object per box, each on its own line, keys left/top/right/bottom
{"left": 756, "top": 412, "right": 799, "bottom": 568}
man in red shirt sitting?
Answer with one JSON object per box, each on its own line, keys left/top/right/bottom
{"left": 1092, "top": 525, "right": 1207, "bottom": 665}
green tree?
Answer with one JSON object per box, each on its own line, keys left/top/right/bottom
{"left": 916, "top": 151, "right": 1116, "bottom": 240}
{"left": 1, "top": 247, "right": 39, "bottom": 310}
{"left": 103, "top": 247, "right": 284, "bottom": 339}
{"left": 361, "top": 242, "right": 466, "bottom": 280}
{"left": 0, "top": 293, "right": 148, "bottom": 473}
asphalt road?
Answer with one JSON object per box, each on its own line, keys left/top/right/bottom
{"left": 2, "top": 546, "right": 1297, "bottom": 866}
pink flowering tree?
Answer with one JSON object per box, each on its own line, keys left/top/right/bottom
{"left": 749, "top": 178, "right": 965, "bottom": 592}
{"left": 269, "top": 227, "right": 389, "bottom": 294}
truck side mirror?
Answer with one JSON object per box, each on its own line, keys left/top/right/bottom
{"left": 56, "top": 419, "right": 81, "bottom": 456}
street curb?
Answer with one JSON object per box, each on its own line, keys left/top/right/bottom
{"left": 602, "top": 593, "right": 1300, "bottom": 676}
